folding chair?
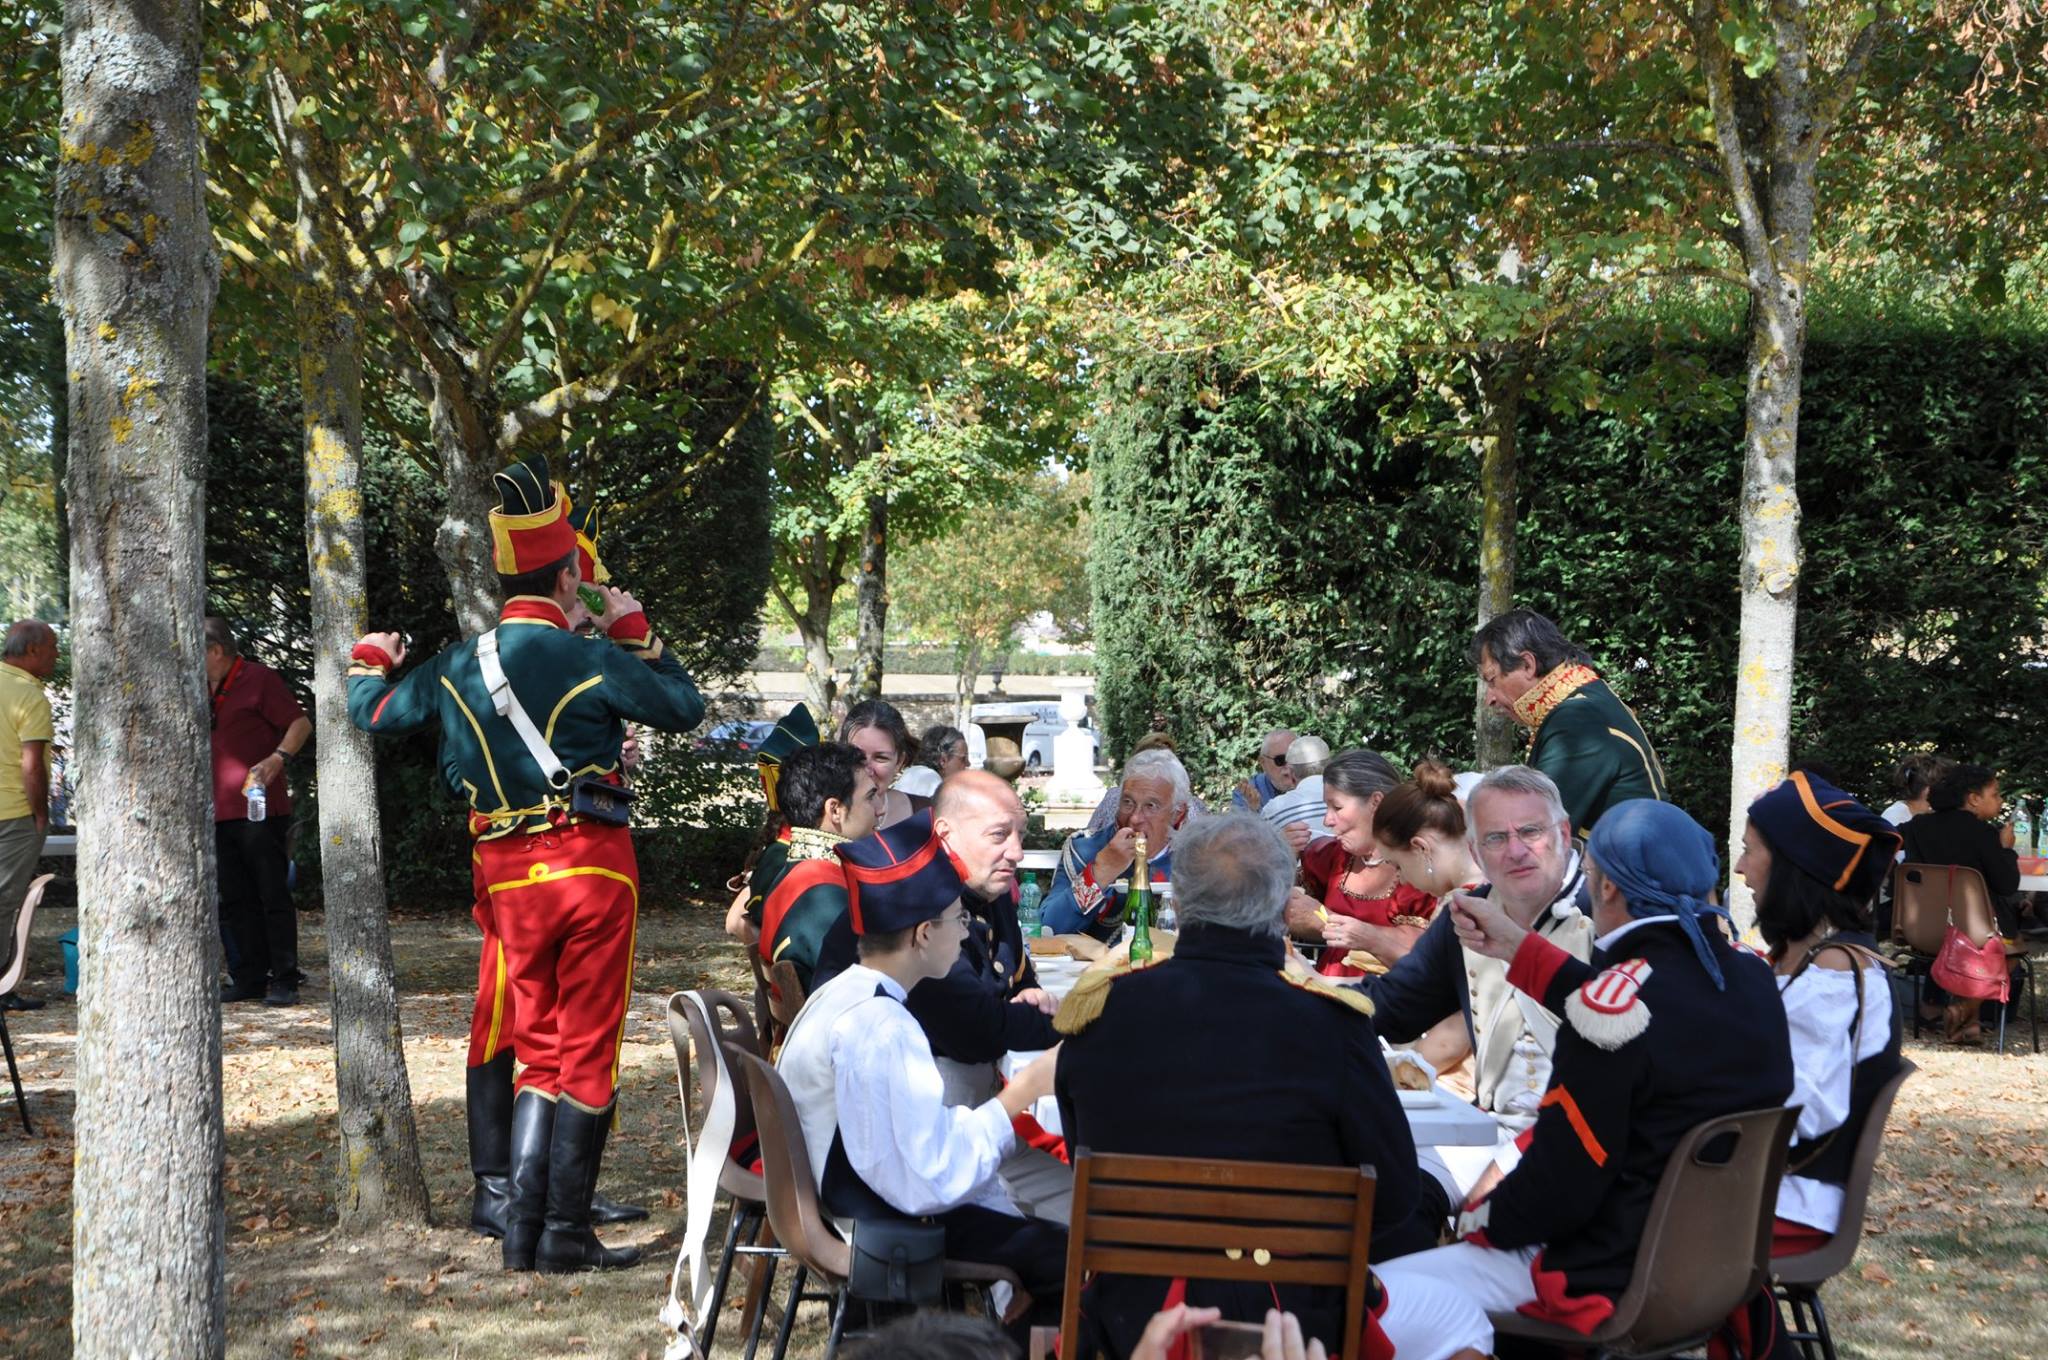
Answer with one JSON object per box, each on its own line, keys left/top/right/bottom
{"left": 666, "top": 989, "right": 784, "bottom": 1358}
{"left": 1774, "top": 1061, "right": 1917, "bottom": 1360}
{"left": 1039, "top": 1149, "right": 1381, "bottom": 1360}
{"left": 1489, "top": 1105, "right": 1799, "bottom": 1359}
{"left": 1894, "top": 862, "right": 2039, "bottom": 1054}
{"left": 0, "top": 873, "right": 54, "bottom": 1134}
{"left": 731, "top": 1049, "right": 1023, "bottom": 1360}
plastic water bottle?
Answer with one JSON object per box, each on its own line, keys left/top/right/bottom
{"left": 246, "top": 782, "right": 268, "bottom": 823}
{"left": 1017, "top": 873, "right": 1044, "bottom": 937}
{"left": 2015, "top": 800, "right": 2036, "bottom": 858}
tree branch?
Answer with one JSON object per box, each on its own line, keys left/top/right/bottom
{"left": 1806, "top": 4, "right": 1893, "bottom": 162}
{"left": 1691, "top": 0, "right": 1775, "bottom": 278}
{"left": 1295, "top": 137, "right": 1720, "bottom": 177}
{"left": 479, "top": 189, "right": 584, "bottom": 377}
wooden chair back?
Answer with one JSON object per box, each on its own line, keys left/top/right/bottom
{"left": 1893, "top": 862, "right": 1999, "bottom": 954}
{"left": 1059, "top": 1150, "right": 1378, "bottom": 1360}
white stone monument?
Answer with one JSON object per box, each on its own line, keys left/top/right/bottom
{"left": 1043, "top": 681, "right": 1105, "bottom": 826}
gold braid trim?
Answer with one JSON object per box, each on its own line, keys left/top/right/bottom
{"left": 1510, "top": 662, "right": 1600, "bottom": 736}
{"left": 1053, "top": 954, "right": 1165, "bottom": 1035}
{"left": 1279, "top": 968, "right": 1377, "bottom": 1017}
{"left": 787, "top": 825, "right": 848, "bottom": 863}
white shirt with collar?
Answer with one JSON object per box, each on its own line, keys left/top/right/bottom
{"left": 777, "top": 963, "right": 1019, "bottom": 1224}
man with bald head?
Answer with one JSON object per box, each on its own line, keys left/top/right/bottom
{"left": 812, "top": 768, "right": 1072, "bottom": 1219}
{"left": 1, "top": 622, "right": 58, "bottom": 964}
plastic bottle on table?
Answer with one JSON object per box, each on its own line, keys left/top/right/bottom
{"left": 1017, "top": 873, "right": 1044, "bottom": 937}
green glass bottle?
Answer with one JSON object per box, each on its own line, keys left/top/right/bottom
{"left": 1128, "top": 832, "right": 1154, "bottom": 964}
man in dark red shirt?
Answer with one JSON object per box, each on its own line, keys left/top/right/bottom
{"left": 208, "top": 616, "right": 312, "bottom": 1005}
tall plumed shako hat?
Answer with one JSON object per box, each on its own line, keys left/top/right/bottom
{"left": 756, "top": 704, "right": 820, "bottom": 815}
{"left": 1747, "top": 770, "right": 1902, "bottom": 902}
{"left": 835, "top": 810, "right": 967, "bottom": 935}
{"left": 490, "top": 455, "right": 578, "bottom": 575}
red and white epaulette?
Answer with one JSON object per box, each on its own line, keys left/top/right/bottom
{"left": 1564, "top": 958, "right": 1653, "bottom": 1051}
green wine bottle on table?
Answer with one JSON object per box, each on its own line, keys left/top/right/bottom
{"left": 1128, "top": 833, "right": 1154, "bottom": 964}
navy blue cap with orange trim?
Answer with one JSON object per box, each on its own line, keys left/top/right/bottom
{"left": 1747, "top": 771, "right": 1902, "bottom": 902}
{"left": 835, "top": 810, "right": 967, "bottom": 934}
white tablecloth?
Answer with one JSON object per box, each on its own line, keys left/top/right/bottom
{"left": 1006, "top": 954, "right": 1501, "bottom": 1147}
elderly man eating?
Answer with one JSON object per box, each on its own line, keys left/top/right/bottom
{"left": 1054, "top": 813, "right": 1475, "bottom": 1359}
{"left": 1359, "top": 766, "right": 1595, "bottom": 1213}
{"left": 1043, "top": 748, "right": 1190, "bottom": 940}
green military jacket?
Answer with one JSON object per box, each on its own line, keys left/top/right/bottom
{"left": 348, "top": 596, "right": 703, "bottom": 838}
{"left": 1514, "top": 663, "right": 1667, "bottom": 833}
{"left": 756, "top": 827, "right": 852, "bottom": 998}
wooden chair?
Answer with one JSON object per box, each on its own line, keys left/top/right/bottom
{"left": 731, "top": 1049, "right": 1023, "bottom": 1360}
{"left": 1893, "top": 862, "right": 2038, "bottom": 1054}
{"left": 0, "top": 873, "right": 54, "bottom": 1135}
{"left": 1773, "top": 1060, "right": 1917, "bottom": 1360}
{"left": 1044, "top": 1149, "right": 1381, "bottom": 1360}
{"left": 1489, "top": 1105, "right": 1799, "bottom": 1359}
{"left": 666, "top": 989, "right": 784, "bottom": 1358}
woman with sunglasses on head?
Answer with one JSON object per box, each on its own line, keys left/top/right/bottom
{"left": 840, "top": 698, "right": 927, "bottom": 829}
{"left": 1292, "top": 749, "right": 1436, "bottom": 978}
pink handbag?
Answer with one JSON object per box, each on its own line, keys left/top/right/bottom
{"left": 1930, "top": 923, "right": 2011, "bottom": 1003}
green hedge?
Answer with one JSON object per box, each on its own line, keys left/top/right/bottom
{"left": 1090, "top": 332, "right": 2048, "bottom": 824}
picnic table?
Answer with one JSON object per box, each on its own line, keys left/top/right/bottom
{"left": 1007, "top": 949, "right": 1500, "bottom": 1148}
{"left": 2020, "top": 855, "right": 2047, "bottom": 894}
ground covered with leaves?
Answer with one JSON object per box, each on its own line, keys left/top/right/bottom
{"left": 1, "top": 898, "right": 2043, "bottom": 1359}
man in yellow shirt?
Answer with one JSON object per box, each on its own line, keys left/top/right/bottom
{"left": 0, "top": 622, "right": 58, "bottom": 945}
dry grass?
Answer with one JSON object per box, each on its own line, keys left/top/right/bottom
{"left": 1, "top": 894, "right": 2044, "bottom": 1359}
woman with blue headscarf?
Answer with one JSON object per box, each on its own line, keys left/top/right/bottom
{"left": 1376, "top": 800, "right": 1795, "bottom": 1354}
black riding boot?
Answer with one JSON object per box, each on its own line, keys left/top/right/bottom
{"left": 467, "top": 1051, "right": 516, "bottom": 1238}
{"left": 535, "top": 1100, "right": 642, "bottom": 1273}
{"left": 502, "top": 1089, "right": 555, "bottom": 1271}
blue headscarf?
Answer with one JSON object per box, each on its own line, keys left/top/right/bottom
{"left": 1585, "top": 799, "right": 1732, "bottom": 990}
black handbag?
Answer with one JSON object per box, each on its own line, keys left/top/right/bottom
{"left": 845, "top": 1217, "right": 945, "bottom": 1304}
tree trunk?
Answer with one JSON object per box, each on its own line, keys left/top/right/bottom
{"left": 268, "top": 70, "right": 434, "bottom": 1227}
{"left": 45, "top": 310, "right": 70, "bottom": 602}
{"left": 1725, "top": 267, "right": 1808, "bottom": 933}
{"left": 56, "top": 0, "right": 225, "bottom": 1350}
{"left": 1472, "top": 355, "right": 1527, "bottom": 769}
{"left": 954, "top": 637, "right": 985, "bottom": 729}
{"left": 796, "top": 588, "right": 838, "bottom": 719}
{"left": 851, "top": 492, "right": 887, "bottom": 703}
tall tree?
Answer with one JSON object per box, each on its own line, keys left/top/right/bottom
{"left": 56, "top": 0, "right": 223, "bottom": 1352}
{"left": 262, "top": 70, "right": 433, "bottom": 1228}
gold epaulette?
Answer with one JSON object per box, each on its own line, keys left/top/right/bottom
{"left": 1278, "top": 968, "right": 1377, "bottom": 1018}
{"left": 1053, "top": 955, "right": 1161, "bottom": 1035}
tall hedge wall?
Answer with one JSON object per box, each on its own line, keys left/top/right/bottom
{"left": 1089, "top": 332, "right": 2048, "bottom": 826}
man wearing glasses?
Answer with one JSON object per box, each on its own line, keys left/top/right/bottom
{"left": 1358, "top": 766, "right": 1596, "bottom": 1216}
{"left": 1231, "top": 727, "right": 1298, "bottom": 812}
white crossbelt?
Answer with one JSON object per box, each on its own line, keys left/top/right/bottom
{"left": 475, "top": 629, "right": 570, "bottom": 790}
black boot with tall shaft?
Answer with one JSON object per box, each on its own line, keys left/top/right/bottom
{"left": 467, "top": 1051, "right": 516, "bottom": 1238}
{"left": 535, "top": 1100, "right": 642, "bottom": 1273}
{"left": 502, "top": 1089, "right": 556, "bottom": 1271}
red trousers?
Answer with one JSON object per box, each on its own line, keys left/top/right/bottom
{"left": 475, "top": 821, "right": 640, "bottom": 1111}
{"left": 468, "top": 844, "right": 519, "bottom": 1068}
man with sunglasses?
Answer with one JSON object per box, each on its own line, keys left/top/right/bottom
{"left": 1358, "top": 766, "right": 1596, "bottom": 1213}
{"left": 1231, "top": 727, "right": 1298, "bottom": 812}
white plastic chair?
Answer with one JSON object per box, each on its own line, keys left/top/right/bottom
{"left": 1, "top": 872, "right": 54, "bottom": 1134}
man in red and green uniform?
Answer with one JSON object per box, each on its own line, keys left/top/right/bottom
{"left": 349, "top": 455, "right": 703, "bottom": 1273}
{"left": 751, "top": 739, "right": 882, "bottom": 998}
{"left": 450, "top": 494, "right": 649, "bottom": 1246}
{"left": 1473, "top": 608, "right": 1667, "bottom": 834}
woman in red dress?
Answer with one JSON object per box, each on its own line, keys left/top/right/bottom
{"left": 1298, "top": 749, "right": 1438, "bottom": 978}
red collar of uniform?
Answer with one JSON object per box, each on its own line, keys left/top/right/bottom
{"left": 1512, "top": 662, "right": 1600, "bottom": 732}
{"left": 500, "top": 596, "right": 569, "bottom": 628}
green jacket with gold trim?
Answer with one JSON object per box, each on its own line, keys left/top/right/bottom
{"left": 347, "top": 597, "right": 703, "bottom": 837}
{"left": 1523, "top": 669, "right": 1667, "bottom": 833}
